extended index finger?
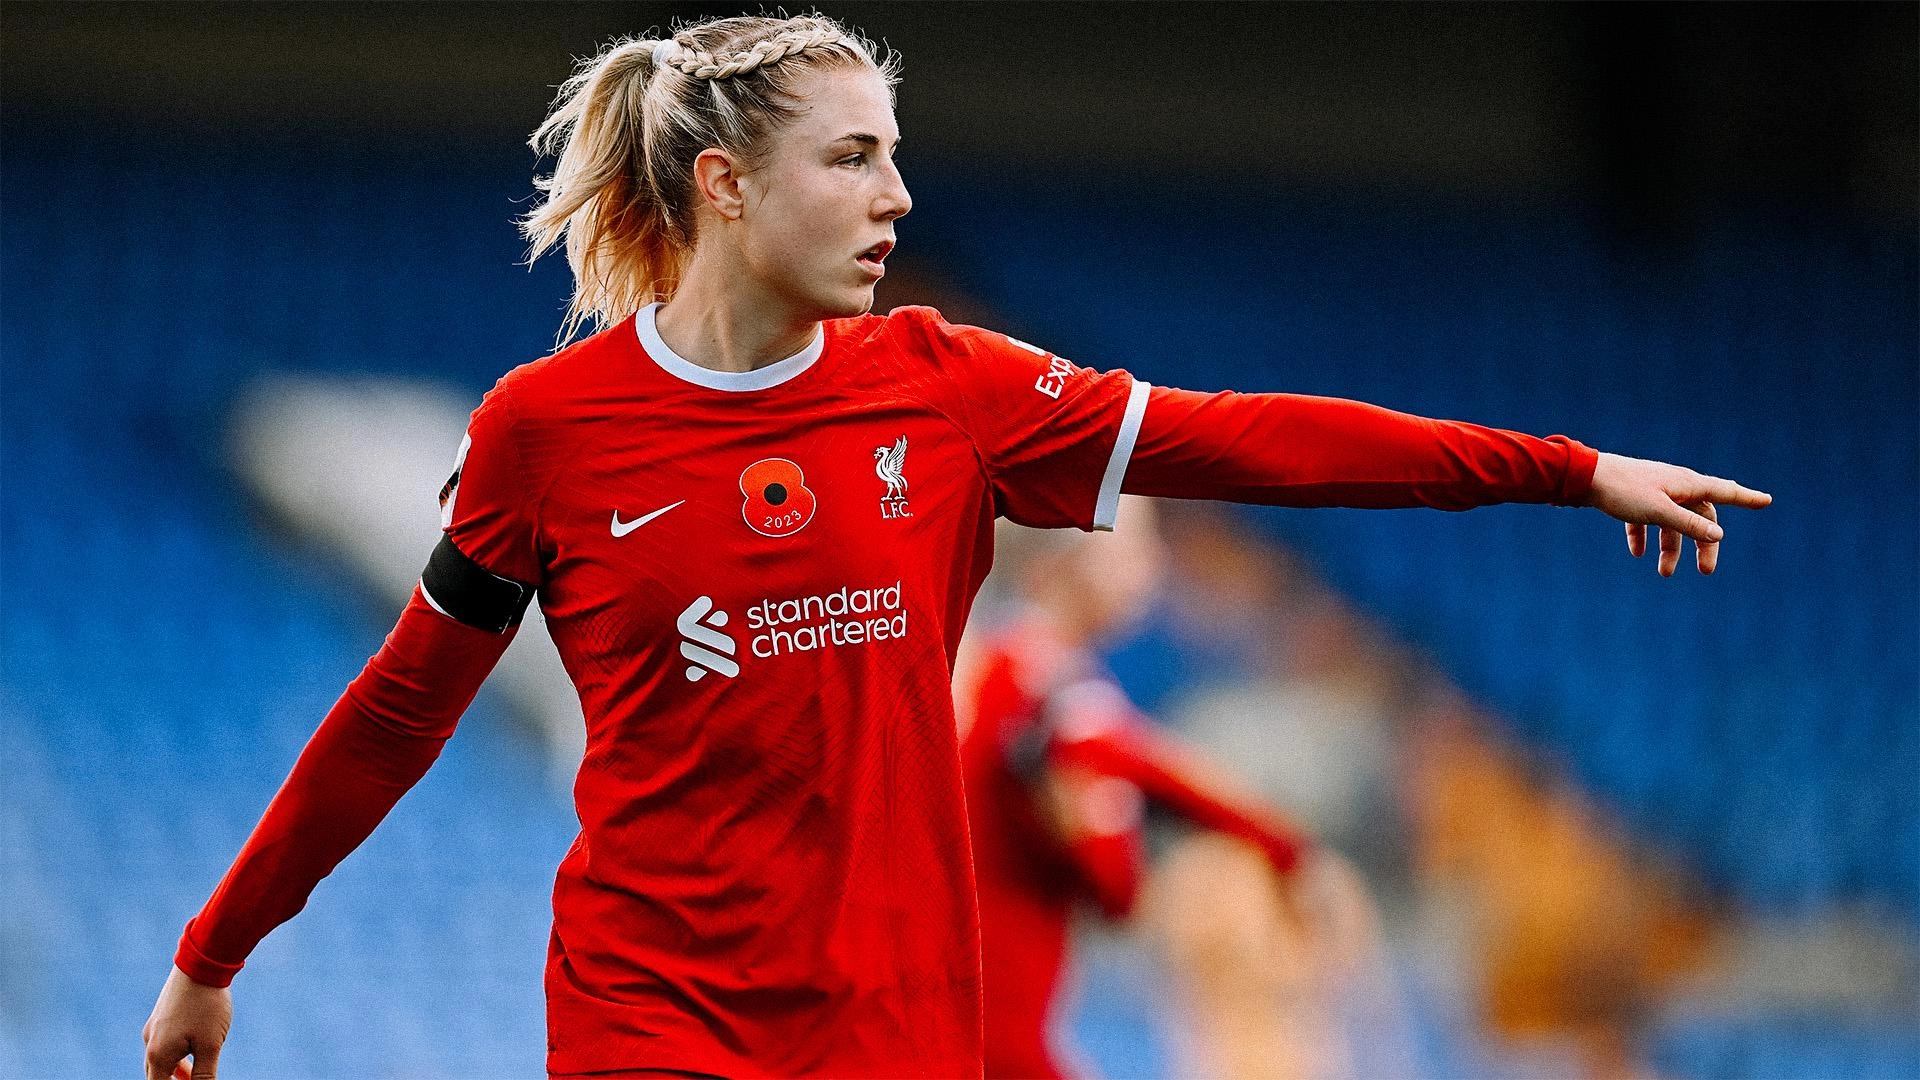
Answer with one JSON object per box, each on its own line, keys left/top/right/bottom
{"left": 1696, "top": 475, "right": 1773, "bottom": 508}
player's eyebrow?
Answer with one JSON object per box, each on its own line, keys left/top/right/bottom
{"left": 832, "top": 133, "right": 902, "bottom": 151}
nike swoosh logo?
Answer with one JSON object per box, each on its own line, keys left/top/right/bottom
{"left": 612, "top": 500, "right": 685, "bottom": 537}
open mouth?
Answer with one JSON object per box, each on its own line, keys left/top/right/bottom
{"left": 857, "top": 240, "right": 894, "bottom": 271}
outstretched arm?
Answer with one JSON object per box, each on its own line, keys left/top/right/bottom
{"left": 1121, "top": 386, "right": 1769, "bottom": 574}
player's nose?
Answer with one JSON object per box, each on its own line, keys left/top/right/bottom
{"left": 874, "top": 162, "right": 911, "bottom": 221}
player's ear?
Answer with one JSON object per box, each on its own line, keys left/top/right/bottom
{"left": 692, "top": 148, "right": 745, "bottom": 222}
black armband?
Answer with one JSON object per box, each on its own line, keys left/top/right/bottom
{"left": 420, "top": 535, "right": 535, "bottom": 633}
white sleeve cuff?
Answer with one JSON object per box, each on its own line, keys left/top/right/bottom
{"left": 1092, "top": 377, "right": 1151, "bottom": 531}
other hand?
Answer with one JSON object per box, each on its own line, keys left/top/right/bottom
{"left": 1587, "top": 451, "right": 1772, "bottom": 576}
{"left": 143, "top": 965, "right": 231, "bottom": 1080}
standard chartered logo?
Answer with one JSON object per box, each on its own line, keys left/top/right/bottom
{"left": 676, "top": 596, "right": 739, "bottom": 682}
{"left": 676, "top": 582, "right": 909, "bottom": 681}
{"left": 747, "top": 581, "right": 907, "bottom": 658}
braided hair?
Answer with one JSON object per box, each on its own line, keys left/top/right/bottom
{"left": 522, "top": 15, "right": 899, "bottom": 346}
{"left": 660, "top": 25, "right": 849, "bottom": 80}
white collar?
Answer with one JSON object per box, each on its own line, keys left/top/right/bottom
{"left": 635, "top": 302, "right": 825, "bottom": 392}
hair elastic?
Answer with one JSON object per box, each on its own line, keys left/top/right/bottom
{"left": 651, "top": 39, "right": 679, "bottom": 70}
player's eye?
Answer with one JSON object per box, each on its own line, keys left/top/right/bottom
{"left": 837, "top": 153, "right": 867, "bottom": 167}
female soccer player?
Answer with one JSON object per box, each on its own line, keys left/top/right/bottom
{"left": 144, "top": 13, "right": 1770, "bottom": 1080}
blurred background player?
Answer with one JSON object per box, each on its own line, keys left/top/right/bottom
{"left": 961, "top": 498, "right": 1408, "bottom": 1080}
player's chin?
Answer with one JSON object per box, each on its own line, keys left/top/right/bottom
{"left": 819, "top": 282, "right": 878, "bottom": 318}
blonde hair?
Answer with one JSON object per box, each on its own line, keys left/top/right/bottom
{"left": 521, "top": 14, "right": 899, "bottom": 345}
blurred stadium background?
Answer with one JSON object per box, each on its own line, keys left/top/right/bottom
{"left": 2, "top": 3, "right": 1914, "bottom": 1077}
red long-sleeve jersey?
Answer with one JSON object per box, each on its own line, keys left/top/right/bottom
{"left": 176, "top": 305, "right": 1594, "bottom": 1077}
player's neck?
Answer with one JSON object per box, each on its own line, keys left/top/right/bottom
{"left": 657, "top": 262, "right": 819, "bottom": 374}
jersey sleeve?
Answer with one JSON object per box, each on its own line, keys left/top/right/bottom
{"left": 915, "top": 311, "right": 1149, "bottom": 532}
{"left": 1043, "top": 679, "right": 1308, "bottom": 876}
{"left": 1059, "top": 808, "right": 1147, "bottom": 920}
{"left": 174, "top": 587, "right": 515, "bottom": 987}
{"left": 1122, "top": 386, "right": 1598, "bottom": 510}
{"left": 173, "top": 375, "right": 555, "bottom": 987}
{"left": 437, "top": 381, "right": 546, "bottom": 587}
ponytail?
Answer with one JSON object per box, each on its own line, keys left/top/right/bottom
{"left": 522, "top": 37, "right": 679, "bottom": 348}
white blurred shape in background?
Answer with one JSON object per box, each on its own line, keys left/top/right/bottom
{"left": 229, "top": 375, "right": 587, "bottom": 782}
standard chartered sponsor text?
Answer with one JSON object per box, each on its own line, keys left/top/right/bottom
{"left": 745, "top": 581, "right": 908, "bottom": 658}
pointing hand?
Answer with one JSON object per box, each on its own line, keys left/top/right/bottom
{"left": 1586, "top": 452, "right": 1773, "bottom": 576}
